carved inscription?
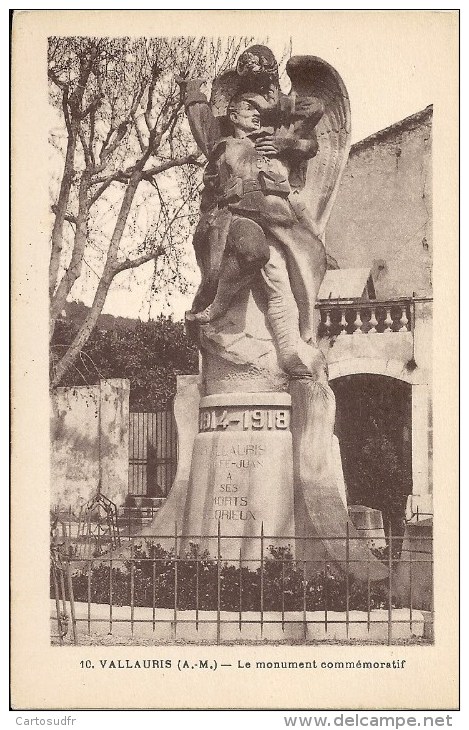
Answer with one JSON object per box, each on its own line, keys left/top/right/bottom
{"left": 199, "top": 407, "right": 290, "bottom": 432}
{"left": 210, "top": 448, "right": 264, "bottom": 522}
{"left": 199, "top": 403, "right": 290, "bottom": 523}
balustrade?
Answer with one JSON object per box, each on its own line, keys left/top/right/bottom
{"left": 317, "top": 299, "right": 413, "bottom": 337}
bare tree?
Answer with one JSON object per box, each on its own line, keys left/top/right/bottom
{"left": 48, "top": 36, "right": 254, "bottom": 387}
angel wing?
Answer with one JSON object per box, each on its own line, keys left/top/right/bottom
{"left": 286, "top": 56, "right": 351, "bottom": 240}
{"left": 210, "top": 69, "right": 239, "bottom": 118}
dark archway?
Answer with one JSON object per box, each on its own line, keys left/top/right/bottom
{"left": 330, "top": 374, "right": 412, "bottom": 532}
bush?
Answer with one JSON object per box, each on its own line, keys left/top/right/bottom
{"left": 56, "top": 543, "right": 389, "bottom": 612}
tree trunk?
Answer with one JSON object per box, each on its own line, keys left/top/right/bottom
{"left": 49, "top": 121, "right": 79, "bottom": 301}
{"left": 49, "top": 169, "right": 91, "bottom": 333}
{"left": 51, "top": 174, "right": 141, "bottom": 387}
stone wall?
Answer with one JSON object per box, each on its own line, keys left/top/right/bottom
{"left": 50, "top": 379, "right": 130, "bottom": 512}
{"left": 327, "top": 107, "right": 432, "bottom": 299}
{"left": 323, "top": 108, "right": 433, "bottom": 518}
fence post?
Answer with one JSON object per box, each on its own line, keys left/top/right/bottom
{"left": 367, "top": 558, "right": 371, "bottom": 634}
{"left": 173, "top": 521, "right": 178, "bottom": 640}
{"left": 430, "top": 538, "right": 434, "bottom": 640}
{"left": 238, "top": 547, "right": 242, "bottom": 633}
{"left": 409, "top": 548, "right": 413, "bottom": 633}
{"left": 345, "top": 521, "right": 350, "bottom": 639}
{"left": 388, "top": 523, "right": 393, "bottom": 645}
{"left": 96, "top": 513, "right": 101, "bottom": 556}
{"left": 51, "top": 560, "right": 64, "bottom": 645}
{"left": 130, "top": 538, "right": 135, "bottom": 636}
{"left": 260, "top": 522, "right": 264, "bottom": 637}
{"left": 152, "top": 543, "right": 156, "bottom": 633}
{"left": 87, "top": 556, "right": 92, "bottom": 636}
{"left": 65, "top": 559, "right": 78, "bottom": 645}
{"left": 109, "top": 553, "right": 113, "bottom": 635}
{"left": 217, "top": 520, "right": 221, "bottom": 645}
{"left": 195, "top": 543, "right": 199, "bottom": 633}
{"left": 324, "top": 559, "right": 328, "bottom": 634}
{"left": 281, "top": 557, "right": 285, "bottom": 633}
{"left": 302, "top": 558, "right": 307, "bottom": 643}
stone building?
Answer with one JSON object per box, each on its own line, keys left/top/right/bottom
{"left": 317, "top": 105, "right": 433, "bottom": 525}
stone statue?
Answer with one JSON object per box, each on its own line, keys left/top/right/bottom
{"left": 179, "top": 46, "right": 332, "bottom": 380}
{"left": 142, "top": 46, "right": 387, "bottom": 583}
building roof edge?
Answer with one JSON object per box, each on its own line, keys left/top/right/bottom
{"left": 350, "top": 105, "right": 433, "bottom": 154}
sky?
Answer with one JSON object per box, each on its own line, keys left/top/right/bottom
{"left": 272, "top": 26, "right": 435, "bottom": 146}
{"left": 65, "top": 18, "right": 438, "bottom": 323}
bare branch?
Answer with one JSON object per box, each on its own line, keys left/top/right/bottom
{"left": 100, "top": 120, "right": 131, "bottom": 163}
{"left": 88, "top": 108, "right": 97, "bottom": 167}
{"left": 88, "top": 169, "right": 134, "bottom": 207}
{"left": 61, "top": 88, "right": 72, "bottom": 134}
{"left": 113, "top": 184, "right": 196, "bottom": 276}
{"left": 79, "top": 349, "right": 103, "bottom": 380}
{"left": 79, "top": 92, "right": 104, "bottom": 120}
{"left": 78, "top": 127, "right": 92, "bottom": 168}
{"left": 51, "top": 204, "right": 77, "bottom": 226}
{"left": 141, "top": 151, "right": 203, "bottom": 181}
{"left": 82, "top": 256, "right": 101, "bottom": 280}
{"left": 99, "top": 125, "right": 115, "bottom": 159}
{"left": 144, "top": 61, "right": 161, "bottom": 131}
{"left": 68, "top": 43, "right": 97, "bottom": 110}
{"left": 114, "top": 246, "right": 165, "bottom": 274}
{"left": 131, "top": 112, "right": 146, "bottom": 153}
{"left": 48, "top": 67, "right": 68, "bottom": 91}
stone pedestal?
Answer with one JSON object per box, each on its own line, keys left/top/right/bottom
{"left": 393, "top": 518, "right": 433, "bottom": 610}
{"left": 180, "top": 392, "right": 294, "bottom": 563}
{"left": 348, "top": 505, "right": 386, "bottom": 550}
{"left": 141, "top": 376, "right": 388, "bottom": 583}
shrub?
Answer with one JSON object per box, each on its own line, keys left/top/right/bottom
{"left": 54, "top": 543, "right": 389, "bottom": 612}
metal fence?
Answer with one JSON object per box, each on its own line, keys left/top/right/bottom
{"left": 51, "top": 521, "right": 433, "bottom": 646}
{"left": 128, "top": 411, "right": 177, "bottom": 499}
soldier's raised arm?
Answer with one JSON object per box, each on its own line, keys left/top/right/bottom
{"left": 176, "top": 76, "right": 222, "bottom": 159}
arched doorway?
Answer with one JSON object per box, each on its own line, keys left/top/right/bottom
{"left": 330, "top": 374, "right": 412, "bottom": 532}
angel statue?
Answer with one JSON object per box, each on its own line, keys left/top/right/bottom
{"left": 178, "top": 45, "right": 333, "bottom": 380}
{"left": 138, "top": 46, "right": 387, "bottom": 584}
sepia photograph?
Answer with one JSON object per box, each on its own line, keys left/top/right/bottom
{"left": 11, "top": 9, "right": 459, "bottom": 710}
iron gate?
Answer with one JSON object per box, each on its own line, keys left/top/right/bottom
{"left": 128, "top": 410, "right": 177, "bottom": 498}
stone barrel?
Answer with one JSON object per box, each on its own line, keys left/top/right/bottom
{"left": 348, "top": 505, "right": 387, "bottom": 551}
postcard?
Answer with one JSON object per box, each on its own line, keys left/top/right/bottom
{"left": 11, "top": 9, "right": 459, "bottom": 710}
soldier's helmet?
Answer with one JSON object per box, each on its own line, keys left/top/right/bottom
{"left": 236, "top": 45, "right": 278, "bottom": 79}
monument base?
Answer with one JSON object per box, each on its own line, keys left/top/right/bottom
{"left": 139, "top": 377, "right": 388, "bottom": 584}
{"left": 180, "top": 392, "right": 294, "bottom": 562}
